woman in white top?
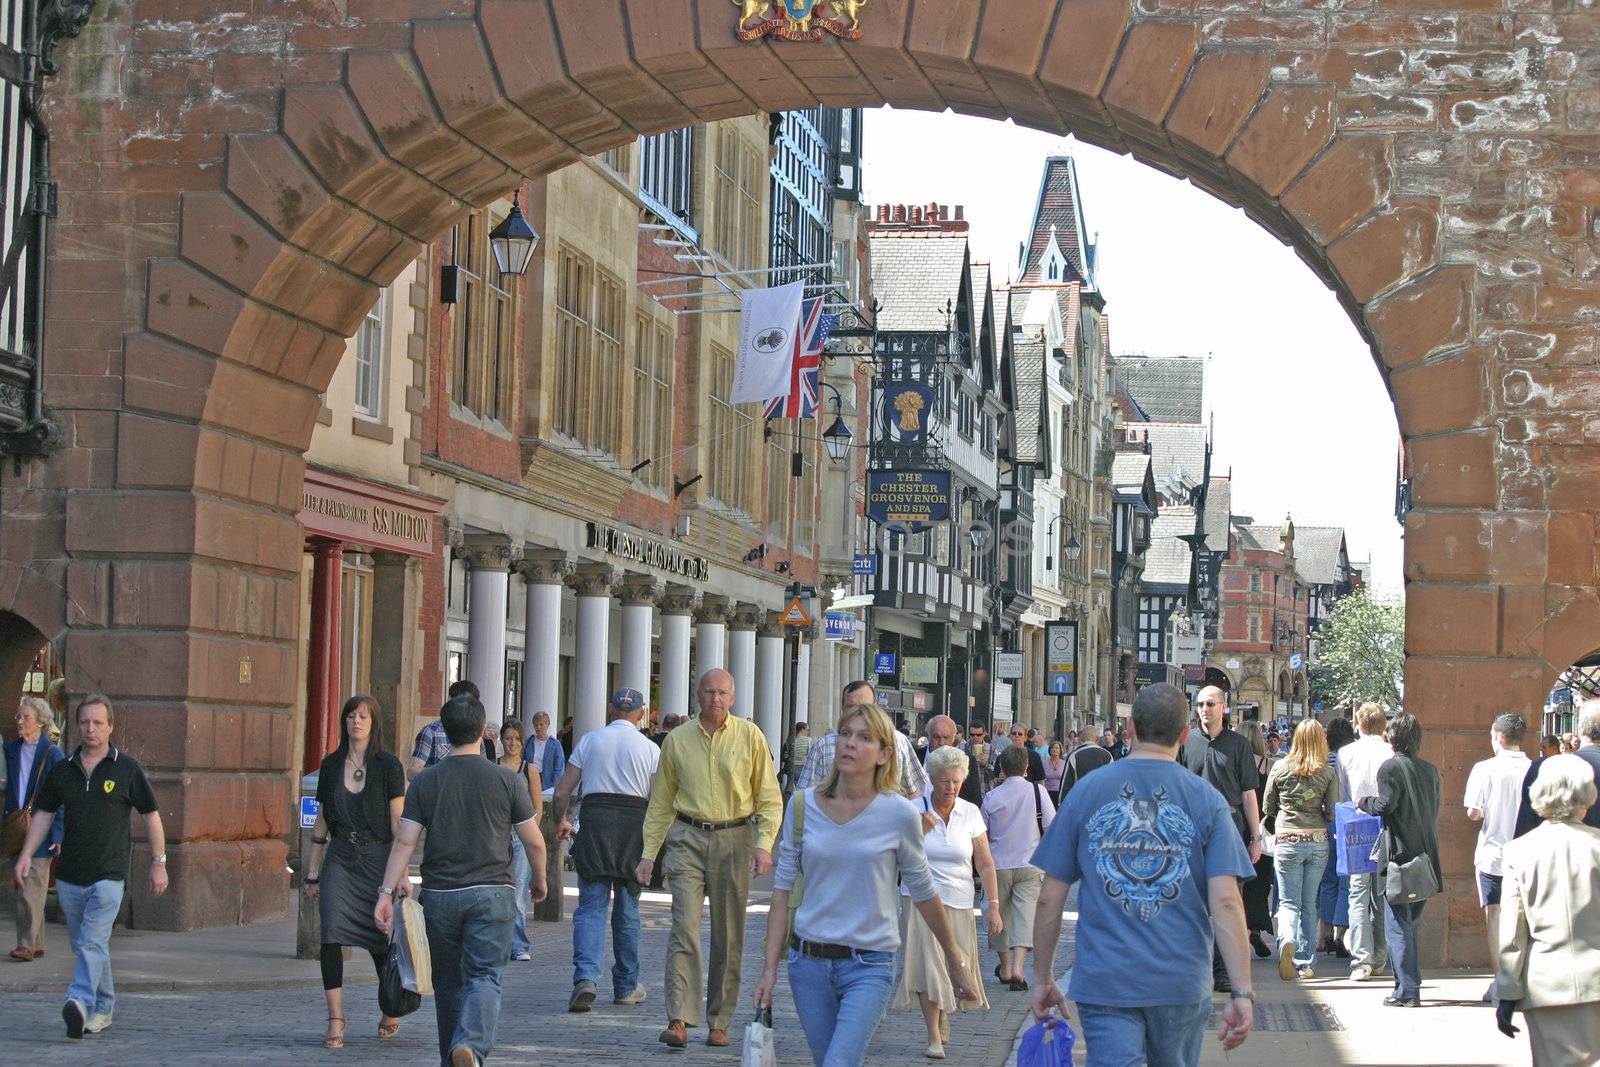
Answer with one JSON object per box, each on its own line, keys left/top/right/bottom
{"left": 755, "top": 701, "right": 978, "bottom": 1067}
{"left": 896, "top": 745, "right": 1001, "bottom": 1059}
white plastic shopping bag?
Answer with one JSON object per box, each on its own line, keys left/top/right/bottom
{"left": 742, "top": 1007, "right": 778, "bottom": 1067}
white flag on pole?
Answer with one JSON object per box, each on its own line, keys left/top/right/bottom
{"left": 731, "top": 280, "right": 805, "bottom": 404}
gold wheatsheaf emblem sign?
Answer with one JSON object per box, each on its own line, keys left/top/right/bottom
{"left": 735, "top": 0, "right": 867, "bottom": 42}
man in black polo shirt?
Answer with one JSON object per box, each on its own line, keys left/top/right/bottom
{"left": 13, "top": 694, "right": 167, "bottom": 1039}
{"left": 1179, "top": 685, "right": 1263, "bottom": 992}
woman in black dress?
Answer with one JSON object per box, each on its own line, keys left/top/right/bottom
{"left": 303, "top": 695, "right": 407, "bottom": 1049}
{"left": 1239, "top": 720, "right": 1276, "bottom": 958}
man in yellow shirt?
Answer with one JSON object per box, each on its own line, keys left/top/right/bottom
{"left": 636, "top": 668, "right": 782, "bottom": 1049}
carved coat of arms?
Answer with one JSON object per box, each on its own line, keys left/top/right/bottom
{"left": 734, "top": 1, "right": 868, "bottom": 43}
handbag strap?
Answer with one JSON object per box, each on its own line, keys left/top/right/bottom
{"left": 20, "top": 741, "right": 50, "bottom": 813}
{"left": 1032, "top": 782, "right": 1045, "bottom": 837}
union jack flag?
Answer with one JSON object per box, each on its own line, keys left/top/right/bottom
{"left": 763, "top": 297, "right": 838, "bottom": 420}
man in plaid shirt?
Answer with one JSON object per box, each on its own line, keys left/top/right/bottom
{"left": 793, "top": 680, "right": 928, "bottom": 799}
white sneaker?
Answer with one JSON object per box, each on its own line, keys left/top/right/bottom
{"left": 615, "top": 985, "right": 647, "bottom": 1005}
{"left": 1350, "top": 965, "right": 1373, "bottom": 982}
{"left": 925, "top": 1041, "right": 946, "bottom": 1060}
{"left": 84, "top": 1012, "right": 112, "bottom": 1034}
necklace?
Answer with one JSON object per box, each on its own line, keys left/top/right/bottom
{"left": 348, "top": 756, "right": 365, "bottom": 783}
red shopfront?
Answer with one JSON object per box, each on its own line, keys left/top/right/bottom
{"left": 297, "top": 467, "right": 444, "bottom": 774}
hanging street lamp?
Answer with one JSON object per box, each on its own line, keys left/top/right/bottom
{"left": 489, "top": 193, "right": 540, "bottom": 276}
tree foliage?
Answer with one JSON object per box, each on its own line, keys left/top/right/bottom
{"left": 1308, "top": 588, "right": 1405, "bottom": 713}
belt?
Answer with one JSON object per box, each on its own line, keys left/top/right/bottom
{"left": 1276, "top": 829, "right": 1329, "bottom": 845}
{"left": 340, "top": 829, "right": 379, "bottom": 846}
{"left": 790, "top": 934, "right": 870, "bottom": 960}
{"left": 676, "top": 813, "right": 752, "bottom": 832}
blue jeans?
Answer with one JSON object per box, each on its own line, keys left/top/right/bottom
{"left": 510, "top": 833, "right": 533, "bottom": 957}
{"left": 787, "top": 948, "right": 897, "bottom": 1066}
{"left": 1383, "top": 898, "right": 1426, "bottom": 1000}
{"left": 56, "top": 879, "right": 124, "bottom": 1018}
{"left": 572, "top": 877, "right": 641, "bottom": 993}
{"left": 1347, "top": 872, "right": 1388, "bottom": 970}
{"left": 421, "top": 885, "right": 517, "bottom": 1066}
{"left": 1275, "top": 840, "right": 1329, "bottom": 968}
{"left": 1077, "top": 1000, "right": 1211, "bottom": 1067}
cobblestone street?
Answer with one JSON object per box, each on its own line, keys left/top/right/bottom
{"left": 0, "top": 881, "right": 1066, "bottom": 1066}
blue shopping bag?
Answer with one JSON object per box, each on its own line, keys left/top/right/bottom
{"left": 1017, "top": 1016, "right": 1077, "bottom": 1067}
{"left": 1335, "top": 801, "right": 1382, "bottom": 876}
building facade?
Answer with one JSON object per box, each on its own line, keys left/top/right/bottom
{"left": 1210, "top": 519, "right": 1312, "bottom": 722}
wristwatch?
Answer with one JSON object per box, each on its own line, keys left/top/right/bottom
{"left": 1230, "top": 989, "right": 1256, "bottom": 1001}
{"left": 378, "top": 886, "right": 396, "bottom": 897}
{"left": 152, "top": 853, "right": 167, "bottom": 864}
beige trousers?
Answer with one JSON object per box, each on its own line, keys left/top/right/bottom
{"left": 993, "top": 866, "right": 1044, "bottom": 951}
{"left": 1526, "top": 1002, "right": 1600, "bottom": 1067}
{"left": 13, "top": 856, "right": 49, "bottom": 950}
{"left": 663, "top": 820, "right": 753, "bottom": 1030}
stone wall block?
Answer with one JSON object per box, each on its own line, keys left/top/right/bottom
{"left": 1281, "top": 135, "right": 1394, "bottom": 245}
{"left": 1163, "top": 51, "right": 1273, "bottom": 164}
{"left": 146, "top": 260, "right": 248, "bottom": 359}
{"left": 973, "top": 0, "right": 1060, "bottom": 79}
{"left": 1546, "top": 512, "right": 1597, "bottom": 586}
{"left": 1402, "top": 656, "right": 1549, "bottom": 730}
{"left": 1328, "top": 198, "right": 1442, "bottom": 304}
{"left": 1530, "top": 588, "right": 1600, "bottom": 671}
{"left": 1403, "top": 510, "right": 1547, "bottom": 583}
{"left": 116, "top": 413, "right": 201, "bottom": 490}
{"left": 1389, "top": 344, "right": 1488, "bottom": 437}
{"left": 1367, "top": 266, "right": 1474, "bottom": 369}
{"left": 1405, "top": 428, "right": 1499, "bottom": 508}
{"left": 1405, "top": 583, "right": 1497, "bottom": 657}
{"left": 65, "top": 560, "right": 111, "bottom": 628}
{"left": 1226, "top": 84, "right": 1336, "bottom": 199}
{"left": 1102, "top": 22, "right": 1202, "bottom": 146}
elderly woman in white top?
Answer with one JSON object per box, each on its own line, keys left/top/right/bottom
{"left": 1495, "top": 754, "right": 1600, "bottom": 1065}
{"left": 755, "top": 701, "right": 978, "bottom": 1067}
{"left": 896, "top": 745, "right": 1001, "bottom": 1060}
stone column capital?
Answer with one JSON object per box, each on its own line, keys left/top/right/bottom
{"left": 729, "top": 601, "right": 762, "bottom": 631}
{"left": 460, "top": 538, "right": 519, "bottom": 571}
{"left": 695, "top": 594, "right": 731, "bottom": 625}
{"left": 759, "top": 611, "right": 790, "bottom": 639}
{"left": 660, "top": 584, "right": 700, "bottom": 617}
{"left": 519, "top": 549, "right": 574, "bottom": 585}
{"left": 443, "top": 519, "right": 467, "bottom": 550}
{"left": 567, "top": 562, "right": 620, "bottom": 597}
{"left": 619, "top": 574, "right": 665, "bottom": 607}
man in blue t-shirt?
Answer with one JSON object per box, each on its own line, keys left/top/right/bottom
{"left": 1029, "top": 684, "right": 1256, "bottom": 1067}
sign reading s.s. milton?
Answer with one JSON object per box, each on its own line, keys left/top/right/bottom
{"left": 866, "top": 470, "right": 951, "bottom": 530}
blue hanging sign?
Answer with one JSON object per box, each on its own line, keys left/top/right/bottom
{"left": 299, "top": 796, "right": 320, "bottom": 830}
{"left": 852, "top": 553, "right": 876, "bottom": 576}
{"left": 874, "top": 652, "right": 897, "bottom": 676}
{"left": 879, "top": 383, "right": 936, "bottom": 444}
{"left": 866, "top": 470, "right": 952, "bottom": 531}
{"left": 824, "top": 611, "right": 858, "bottom": 642}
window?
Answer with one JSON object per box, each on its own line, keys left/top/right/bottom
{"left": 600, "top": 143, "right": 630, "bottom": 176}
{"left": 795, "top": 435, "right": 818, "bottom": 546}
{"left": 591, "top": 272, "right": 625, "bottom": 455}
{"left": 708, "top": 343, "right": 757, "bottom": 513}
{"left": 632, "top": 315, "right": 673, "bottom": 491}
{"left": 1249, "top": 571, "right": 1262, "bottom": 593}
{"left": 1249, "top": 612, "right": 1261, "bottom": 643}
{"left": 767, "top": 434, "right": 789, "bottom": 537}
{"left": 641, "top": 127, "right": 696, "bottom": 235}
{"left": 554, "top": 247, "right": 590, "bottom": 440}
{"left": 354, "top": 290, "right": 386, "bottom": 418}
{"left": 449, "top": 205, "right": 519, "bottom": 420}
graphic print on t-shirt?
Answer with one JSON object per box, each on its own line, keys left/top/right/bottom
{"left": 1086, "top": 784, "right": 1196, "bottom": 921}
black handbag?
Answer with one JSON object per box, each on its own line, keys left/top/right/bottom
{"left": 1376, "top": 759, "right": 1441, "bottom": 905}
{"left": 378, "top": 937, "right": 422, "bottom": 1018}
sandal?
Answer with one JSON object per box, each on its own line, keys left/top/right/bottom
{"left": 10, "top": 946, "right": 33, "bottom": 961}
{"left": 32, "top": 947, "right": 44, "bottom": 959}
{"left": 323, "top": 1016, "right": 345, "bottom": 1050}
{"left": 378, "top": 1016, "right": 400, "bottom": 1040}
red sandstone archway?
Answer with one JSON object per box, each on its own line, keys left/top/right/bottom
{"left": 17, "top": 1, "right": 1595, "bottom": 960}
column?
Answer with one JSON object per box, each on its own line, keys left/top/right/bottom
{"left": 618, "top": 575, "right": 662, "bottom": 698}
{"left": 568, "top": 563, "right": 619, "bottom": 742}
{"left": 658, "top": 586, "right": 698, "bottom": 719}
{"left": 462, "top": 540, "right": 519, "bottom": 728}
{"left": 695, "top": 594, "right": 730, "bottom": 683}
{"left": 756, "top": 613, "right": 786, "bottom": 763}
{"left": 796, "top": 626, "right": 815, "bottom": 729}
{"left": 519, "top": 550, "right": 572, "bottom": 734}
{"left": 368, "top": 551, "right": 422, "bottom": 750}
{"left": 808, "top": 621, "right": 833, "bottom": 731}
{"left": 304, "top": 538, "right": 343, "bottom": 774}
{"left": 728, "top": 602, "right": 760, "bottom": 718}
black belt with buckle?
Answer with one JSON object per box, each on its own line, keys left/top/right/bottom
{"left": 342, "top": 829, "right": 376, "bottom": 846}
{"left": 789, "top": 935, "right": 864, "bottom": 960}
{"left": 676, "top": 813, "right": 752, "bottom": 832}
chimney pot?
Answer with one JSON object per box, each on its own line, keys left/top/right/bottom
{"left": 893, "top": 204, "right": 907, "bottom": 223}
{"left": 910, "top": 206, "right": 923, "bottom": 223}
{"left": 954, "top": 206, "right": 965, "bottom": 221}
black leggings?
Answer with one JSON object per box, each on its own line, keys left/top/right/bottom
{"left": 320, "top": 943, "right": 385, "bottom": 992}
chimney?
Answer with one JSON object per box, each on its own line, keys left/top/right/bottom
{"left": 876, "top": 204, "right": 889, "bottom": 222}
{"left": 893, "top": 204, "right": 907, "bottom": 223}
{"left": 928, "top": 201, "right": 941, "bottom": 221}
{"left": 910, "top": 205, "right": 924, "bottom": 223}
{"left": 954, "top": 206, "right": 965, "bottom": 221}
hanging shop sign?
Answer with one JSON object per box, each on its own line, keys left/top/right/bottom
{"left": 874, "top": 652, "right": 897, "bottom": 676}
{"left": 735, "top": 0, "right": 868, "bottom": 43}
{"left": 995, "top": 652, "right": 1024, "bottom": 680}
{"left": 586, "top": 523, "right": 711, "bottom": 582}
{"left": 824, "top": 610, "right": 857, "bottom": 642}
{"left": 903, "top": 656, "right": 939, "bottom": 685}
{"left": 878, "top": 382, "right": 935, "bottom": 445}
{"left": 299, "top": 467, "right": 443, "bottom": 557}
{"left": 866, "top": 469, "right": 952, "bottom": 530}
{"left": 852, "top": 553, "right": 876, "bottom": 576}
{"left": 1044, "top": 620, "right": 1078, "bottom": 697}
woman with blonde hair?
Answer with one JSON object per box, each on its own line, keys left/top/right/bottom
{"left": 896, "top": 744, "right": 999, "bottom": 1059}
{"left": 1263, "top": 719, "right": 1340, "bottom": 980}
{"left": 754, "top": 700, "right": 977, "bottom": 1066}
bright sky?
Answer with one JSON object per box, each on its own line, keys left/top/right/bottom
{"left": 861, "top": 107, "right": 1404, "bottom": 597}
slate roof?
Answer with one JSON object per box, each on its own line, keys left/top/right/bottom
{"left": 1237, "top": 524, "right": 1285, "bottom": 555}
{"left": 1018, "top": 156, "right": 1092, "bottom": 287}
{"left": 1144, "top": 505, "right": 1197, "bottom": 588}
{"left": 870, "top": 232, "right": 969, "bottom": 332}
{"left": 1199, "top": 474, "right": 1232, "bottom": 554}
{"left": 1294, "top": 526, "right": 1348, "bottom": 586}
{"left": 991, "top": 285, "right": 1009, "bottom": 366}
{"left": 1145, "top": 423, "right": 1208, "bottom": 485}
{"left": 1013, "top": 334, "right": 1046, "bottom": 465}
{"left": 1118, "top": 356, "right": 1205, "bottom": 424}
{"left": 1111, "top": 452, "right": 1154, "bottom": 508}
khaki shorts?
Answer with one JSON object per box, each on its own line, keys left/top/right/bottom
{"left": 993, "top": 866, "right": 1045, "bottom": 951}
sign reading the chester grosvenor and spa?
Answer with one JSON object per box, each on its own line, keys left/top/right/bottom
{"left": 734, "top": 0, "right": 868, "bottom": 42}
{"left": 865, "top": 469, "right": 952, "bottom": 530}
{"left": 586, "top": 523, "right": 711, "bottom": 582}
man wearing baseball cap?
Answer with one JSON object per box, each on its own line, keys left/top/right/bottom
{"left": 552, "top": 687, "right": 661, "bottom": 1013}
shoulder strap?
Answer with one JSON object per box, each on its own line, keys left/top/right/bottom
{"left": 1032, "top": 782, "right": 1045, "bottom": 836}
{"left": 23, "top": 744, "right": 49, "bottom": 811}
{"left": 793, "top": 791, "right": 806, "bottom": 868}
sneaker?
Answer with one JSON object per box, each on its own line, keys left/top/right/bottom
{"left": 1279, "top": 941, "right": 1298, "bottom": 982}
{"left": 84, "top": 1012, "right": 112, "bottom": 1034}
{"left": 1350, "top": 964, "right": 1373, "bottom": 982}
{"left": 615, "top": 985, "right": 647, "bottom": 1005}
{"left": 512, "top": 952, "right": 532, "bottom": 962}
{"left": 1298, "top": 965, "right": 1316, "bottom": 979}
{"left": 568, "top": 980, "right": 597, "bottom": 1013}
{"left": 63, "top": 1000, "right": 86, "bottom": 1040}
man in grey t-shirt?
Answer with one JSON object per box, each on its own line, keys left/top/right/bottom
{"left": 378, "top": 697, "right": 546, "bottom": 1067}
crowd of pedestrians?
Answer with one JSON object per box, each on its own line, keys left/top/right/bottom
{"left": 12, "top": 677, "right": 1600, "bottom": 1067}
